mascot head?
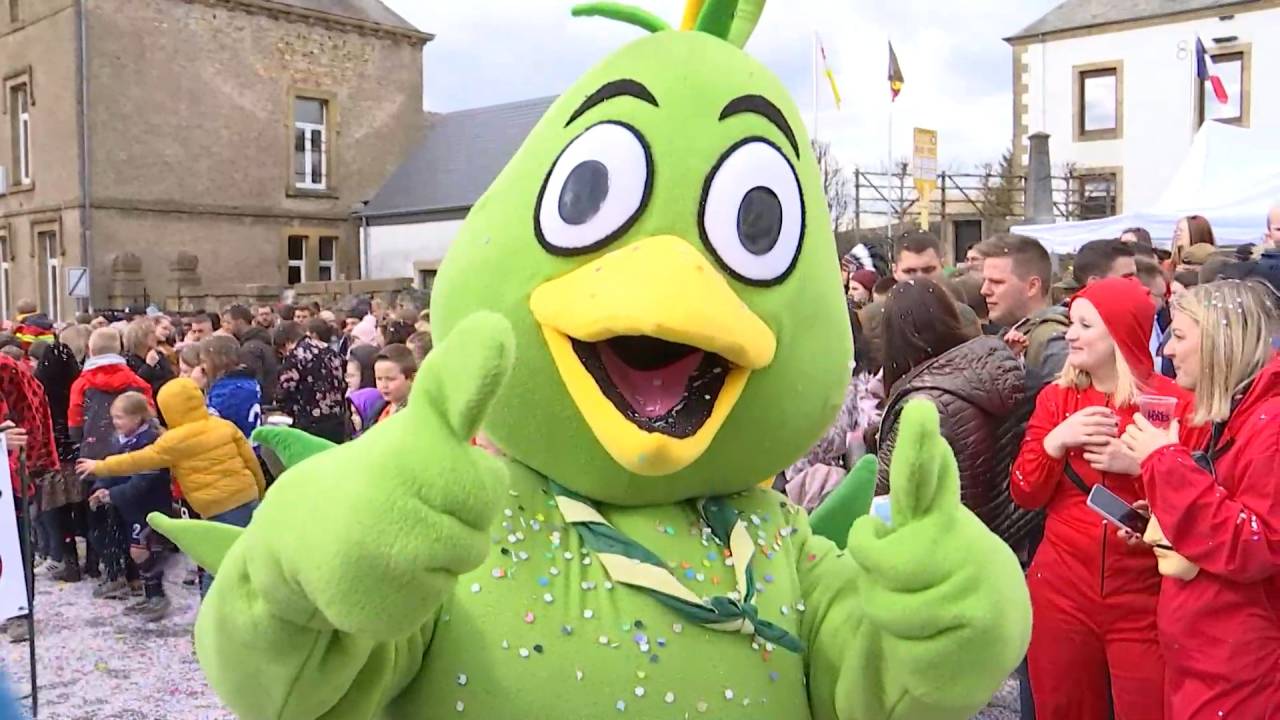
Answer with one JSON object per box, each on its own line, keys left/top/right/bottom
{"left": 431, "top": 0, "right": 852, "bottom": 506}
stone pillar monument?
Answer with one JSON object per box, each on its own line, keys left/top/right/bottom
{"left": 108, "top": 253, "right": 146, "bottom": 309}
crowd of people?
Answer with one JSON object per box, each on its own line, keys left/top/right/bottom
{"left": 0, "top": 210, "right": 1277, "bottom": 718}
{"left": 0, "top": 294, "right": 432, "bottom": 631}
{"left": 785, "top": 210, "right": 1280, "bottom": 719}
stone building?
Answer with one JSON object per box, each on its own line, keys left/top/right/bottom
{"left": 0, "top": 0, "right": 429, "bottom": 320}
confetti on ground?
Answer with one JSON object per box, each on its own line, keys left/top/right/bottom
{"left": 0, "top": 557, "right": 232, "bottom": 719}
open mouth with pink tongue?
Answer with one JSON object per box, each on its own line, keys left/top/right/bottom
{"left": 571, "top": 336, "right": 732, "bottom": 439}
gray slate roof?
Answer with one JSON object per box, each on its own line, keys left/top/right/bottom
{"left": 360, "top": 96, "right": 557, "bottom": 220}
{"left": 273, "top": 0, "right": 420, "bottom": 34}
{"left": 1009, "top": 0, "right": 1257, "bottom": 39}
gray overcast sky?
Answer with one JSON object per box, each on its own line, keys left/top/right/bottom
{"left": 383, "top": 1, "right": 1059, "bottom": 169}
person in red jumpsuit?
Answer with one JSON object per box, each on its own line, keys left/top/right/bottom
{"left": 1121, "top": 279, "right": 1280, "bottom": 719}
{"left": 1011, "top": 276, "right": 1199, "bottom": 719}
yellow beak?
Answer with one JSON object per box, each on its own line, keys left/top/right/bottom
{"left": 530, "top": 235, "right": 776, "bottom": 476}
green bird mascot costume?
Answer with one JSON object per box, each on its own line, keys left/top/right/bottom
{"left": 151, "top": 2, "right": 1031, "bottom": 718}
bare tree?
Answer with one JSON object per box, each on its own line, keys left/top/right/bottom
{"left": 812, "top": 140, "right": 851, "bottom": 231}
{"left": 979, "top": 148, "right": 1020, "bottom": 223}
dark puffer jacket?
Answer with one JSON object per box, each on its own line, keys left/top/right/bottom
{"left": 875, "top": 336, "right": 1029, "bottom": 542}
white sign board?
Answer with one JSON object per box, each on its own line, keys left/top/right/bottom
{"left": 0, "top": 436, "right": 29, "bottom": 620}
{"left": 66, "top": 266, "right": 90, "bottom": 299}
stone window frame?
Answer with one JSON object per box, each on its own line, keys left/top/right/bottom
{"left": 3, "top": 67, "right": 35, "bottom": 193}
{"left": 283, "top": 228, "right": 342, "bottom": 285}
{"left": 1073, "top": 60, "right": 1123, "bottom": 143}
{"left": 285, "top": 87, "right": 340, "bottom": 199}
{"left": 0, "top": 221, "right": 10, "bottom": 320}
{"left": 1195, "top": 42, "right": 1251, "bottom": 129}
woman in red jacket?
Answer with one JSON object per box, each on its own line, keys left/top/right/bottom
{"left": 1011, "top": 276, "right": 1197, "bottom": 719}
{"left": 1122, "top": 279, "right": 1280, "bottom": 719}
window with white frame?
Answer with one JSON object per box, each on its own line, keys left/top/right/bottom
{"left": 287, "top": 235, "right": 307, "bottom": 285}
{"left": 10, "top": 83, "right": 31, "bottom": 185}
{"left": 38, "top": 230, "right": 59, "bottom": 318}
{"left": 317, "top": 236, "right": 337, "bottom": 281}
{"left": 293, "top": 98, "right": 327, "bottom": 190}
{"left": 0, "top": 234, "right": 9, "bottom": 321}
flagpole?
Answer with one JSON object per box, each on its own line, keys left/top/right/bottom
{"left": 887, "top": 100, "right": 894, "bottom": 241}
{"left": 887, "top": 38, "right": 894, "bottom": 241}
{"left": 812, "top": 31, "right": 820, "bottom": 141}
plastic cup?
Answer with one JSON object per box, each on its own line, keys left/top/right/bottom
{"left": 1137, "top": 395, "right": 1178, "bottom": 429}
{"left": 264, "top": 414, "right": 294, "bottom": 428}
{"left": 870, "top": 496, "right": 893, "bottom": 527}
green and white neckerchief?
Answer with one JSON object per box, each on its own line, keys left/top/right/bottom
{"left": 549, "top": 482, "right": 804, "bottom": 654}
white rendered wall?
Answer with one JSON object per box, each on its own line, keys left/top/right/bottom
{"left": 1020, "top": 9, "right": 1280, "bottom": 212}
{"left": 366, "top": 218, "right": 463, "bottom": 279}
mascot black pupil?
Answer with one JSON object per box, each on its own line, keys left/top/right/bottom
{"left": 737, "top": 185, "right": 783, "bottom": 255}
{"left": 559, "top": 159, "right": 610, "bottom": 225}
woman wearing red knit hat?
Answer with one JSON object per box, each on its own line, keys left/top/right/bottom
{"left": 1011, "top": 276, "right": 1204, "bottom": 719}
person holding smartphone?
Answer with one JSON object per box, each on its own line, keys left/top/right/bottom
{"left": 1121, "top": 280, "right": 1280, "bottom": 719}
{"left": 1010, "top": 277, "right": 1200, "bottom": 719}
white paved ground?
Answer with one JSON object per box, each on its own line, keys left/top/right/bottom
{"left": 0, "top": 561, "right": 1021, "bottom": 719}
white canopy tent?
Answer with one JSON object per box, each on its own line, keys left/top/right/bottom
{"left": 1013, "top": 122, "right": 1280, "bottom": 253}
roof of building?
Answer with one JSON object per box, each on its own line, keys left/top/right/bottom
{"left": 271, "top": 0, "right": 422, "bottom": 35}
{"left": 1009, "top": 0, "right": 1258, "bottom": 40}
{"left": 360, "top": 96, "right": 557, "bottom": 221}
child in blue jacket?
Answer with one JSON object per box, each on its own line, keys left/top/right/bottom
{"left": 88, "top": 392, "right": 173, "bottom": 621}
{"left": 201, "top": 335, "right": 262, "bottom": 439}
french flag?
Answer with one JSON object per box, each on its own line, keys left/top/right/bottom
{"left": 1196, "top": 37, "right": 1229, "bottom": 105}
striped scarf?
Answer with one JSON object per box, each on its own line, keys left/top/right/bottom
{"left": 550, "top": 482, "right": 803, "bottom": 654}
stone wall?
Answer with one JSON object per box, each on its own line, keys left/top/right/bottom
{"left": 79, "top": 0, "right": 427, "bottom": 307}
{"left": 104, "top": 249, "right": 413, "bottom": 313}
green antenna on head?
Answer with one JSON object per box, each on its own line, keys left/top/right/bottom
{"left": 572, "top": 0, "right": 766, "bottom": 48}
{"left": 571, "top": 3, "right": 671, "bottom": 34}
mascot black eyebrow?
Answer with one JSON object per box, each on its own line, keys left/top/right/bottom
{"left": 151, "top": 2, "right": 1031, "bottom": 717}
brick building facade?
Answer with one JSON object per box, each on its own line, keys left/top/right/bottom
{"left": 0, "top": 0, "right": 429, "bottom": 319}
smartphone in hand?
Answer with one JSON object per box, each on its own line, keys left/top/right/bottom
{"left": 1087, "top": 485, "right": 1149, "bottom": 535}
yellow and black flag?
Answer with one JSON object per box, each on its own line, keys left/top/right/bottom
{"left": 888, "top": 41, "right": 904, "bottom": 101}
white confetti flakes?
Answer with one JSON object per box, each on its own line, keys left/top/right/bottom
{"left": 634, "top": 686, "right": 646, "bottom": 697}
{"left": 470, "top": 583, "right": 481, "bottom": 593}
{"left": 456, "top": 673, "right": 468, "bottom": 686}
{"left": 664, "top": 691, "right": 676, "bottom": 704}
{"left": 724, "top": 689, "right": 735, "bottom": 700}
{"left": 456, "top": 700, "right": 465, "bottom": 712}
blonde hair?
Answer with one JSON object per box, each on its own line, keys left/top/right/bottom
{"left": 1172, "top": 280, "right": 1278, "bottom": 425}
{"left": 1058, "top": 353, "right": 1140, "bottom": 408}
{"left": 123, "top": 318, "right": 156, "bottom": 357}
{"left": 88, "top": 327, "right": 123, "bottom": 357}
{"left": 177, "top": 343, "right": 202, "bottom": 372}
{"left": 59, "top": 324, "right": 92, "bottom": 363}
{"left": 111, "top": 391, "right": 153, "bottom": 422}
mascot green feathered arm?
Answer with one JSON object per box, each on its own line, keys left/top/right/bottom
{"left": 151, "top": 3, "right": 1028, "bottom": 718}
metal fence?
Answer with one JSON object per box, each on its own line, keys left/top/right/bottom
{"left": 847, "top": 165, "right": 1118, "bottom": 237}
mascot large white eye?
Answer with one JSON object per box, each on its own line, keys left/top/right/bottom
{"left": 699, "top": 138, "right": 804, "bottom": 286}
{"left": 536, "top": 122, "right": 652, "bottom": 256}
